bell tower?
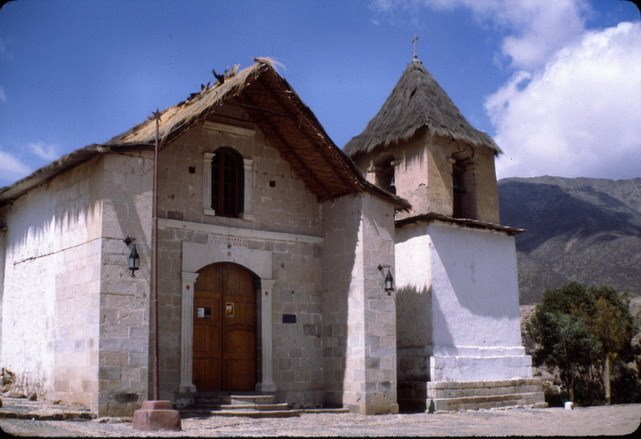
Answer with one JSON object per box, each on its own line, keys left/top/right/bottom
{"left": 346, "top": 59, "right": 501, "bottom": 224}
{"left": 344, "top": 56, "right": 545, "bottom": 412}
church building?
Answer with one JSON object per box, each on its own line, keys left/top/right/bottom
{"left": 0, "top": 58, "right": 544, "bottom": 417}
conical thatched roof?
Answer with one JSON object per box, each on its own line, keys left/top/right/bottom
{"left": 344, "top": 59, "right": 501, "bottom": 158}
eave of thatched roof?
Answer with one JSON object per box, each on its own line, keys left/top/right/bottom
{"left": 1, "top": 60, "right": 410, "bottom": 210}
{"left": 395, "top": 212, "right": 523, "bottom": 236}
{"left": 0, "top": 144, "right": 108, "bottom": 205}
{"left": 344, "top": 59, "right": 501, "bottom": 158}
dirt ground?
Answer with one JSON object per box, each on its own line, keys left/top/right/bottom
{"left": 1, "top": 403, "right": 640, "bottom": 437}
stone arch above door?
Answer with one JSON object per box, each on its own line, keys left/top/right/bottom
{"left": 182, "top": 241, "right": 272, "bottom": 279}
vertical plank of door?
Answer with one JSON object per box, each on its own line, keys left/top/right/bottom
{"left": 192, "top": 264, "right": 223, "bottom": 391}
{"left": 222, "top": 264, "right": 257, "bottom": 390}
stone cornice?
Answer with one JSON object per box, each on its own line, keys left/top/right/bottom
{"left": 159, "top": 218, "right": 323, "bottom": 244}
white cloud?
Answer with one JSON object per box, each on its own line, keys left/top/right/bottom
{"left": 0, "top": 148, "right": 31, "bottom": 184}
{"left": 490, "top": 22, "right": 641, "bottom": 179}
{"left": 0, "top": 86, "right": 6, "bottom": 103}
{"left": 458, "top": 0, "right": 588, "bottom": 70}
{"left": 29, "top": 142, "right": 59, "bottom": 161}
{"left": 370, "top": 0, "right": 589, "bottom": 70}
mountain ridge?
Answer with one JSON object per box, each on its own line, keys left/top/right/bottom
{"left": 498, "top": 176, "right": 641, "bottom": 304}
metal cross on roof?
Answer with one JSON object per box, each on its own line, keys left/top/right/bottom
{"left": 412, "top": 34, "right": 420, "bottom": 60}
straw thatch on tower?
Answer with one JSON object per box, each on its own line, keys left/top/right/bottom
{"left": 344, "top": 59, "right": 500, "bottom": 158}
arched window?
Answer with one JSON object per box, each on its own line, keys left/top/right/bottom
{"left": 375, "top": 155, "right": 396, "bottom": 195}
{"left": 452, "top": 159, "right": 477, "bottom": 219}
{"left": 211, "top": 147, "right": 244, "bottom": 218}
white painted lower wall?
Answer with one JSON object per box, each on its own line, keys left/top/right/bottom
{"left": 396, "top": 220, "right": 533, "bottom": 383}
{"left": 0, "top": 159, "right": 103, "bottom": 409}
{"left": 0, "top": 228, "right": 5, "bottom": 356}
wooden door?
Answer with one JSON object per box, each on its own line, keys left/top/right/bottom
{"left": 193, "top": 263, "right": 257, "bottom": 391}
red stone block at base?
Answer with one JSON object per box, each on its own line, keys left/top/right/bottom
{"left": 132, "top": 400, "right": 181, "bottom": 431}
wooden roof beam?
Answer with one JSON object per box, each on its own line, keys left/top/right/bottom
{"left": 242, "top": 102, "right": 334, "bottom": 201}
{"left": 253, "top": 78, "right": 360, "bottom": 192}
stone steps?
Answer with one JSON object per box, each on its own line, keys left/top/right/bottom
{"left": 180, "top": 392, "right": 301, "bottom": 418}
{"left": 427, "top": 379, "right": 547, "bottom": 412}
{"left": 399, "top": 378, "right": 547, "bottom": 412}
{"left": 229, "top": 394, "right": 276, "bottom": 405}
{"left": 430, "top": 392, "right": 547, "bottom": 412}
{"left": 209, "top": 409, "right": 303, "bottom": 418}
{"left": 219, "top": 403, "right": 290, "bottom": 411}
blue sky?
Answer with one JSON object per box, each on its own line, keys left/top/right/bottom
{"left": 1, "top": 0, "right": 640, "bottom": 187}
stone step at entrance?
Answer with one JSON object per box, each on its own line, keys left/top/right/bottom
{"left": 212, "top": 394, "right": 301, "bottom": 418}
{"left": 229, "top": 394, "right": 276, "bottom": 405}
{"left": 179, "top": 392, "right": 302, "bottom": 418}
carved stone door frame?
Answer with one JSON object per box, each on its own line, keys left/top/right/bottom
{"left": 179, "top": 242, "right": 275, "bottom": 393}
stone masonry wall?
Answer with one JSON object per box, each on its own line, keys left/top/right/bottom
{"left": 351, "top": 130, "right": 500, "bottom": 223}
{"left": 321, "top": 194, "right": 362, "bottom": 408}
{"left": 156, "top": 113, "right": 321, "bottom": 237}
{"left": 360, "top": 193, "right": 398, "bottom": 414}
{"left": 152, "top": 117, "right": 324, "bottom": 406}
{"left": 352, "top": 133, "right": 429, "bottom": 220}
{"left": 427, "top": 134, "right": 499, "bottom": 223}
{"left": 157, "top": 223, "right": 324, "bottom": 407}
{"left": 321, "top": 193, "right": 398, "bottom": 414}
{"left": 96, "top": 152, "right": 153, "bottom": 416}
{"left": 270, "top": 238, "right": 324, "bottom": 407}
{"left": 0, "top": 158, "right": 103, "bottom": 411}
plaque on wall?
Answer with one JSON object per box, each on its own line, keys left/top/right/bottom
{"left": 197, "top": 307, "right": 212, "bottom": 319}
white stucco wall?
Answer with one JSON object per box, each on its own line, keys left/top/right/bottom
{"left": 0, "top": 226, "right": 6, "bottom": 356}
{"left": 0, "top": 159, "right": 103, "bottom": 408}
{"left": 429, "top": 223, "right": 522, "bottom": 349}
{"left": 0, "top": 151, "right": 155, "bottom": 416}
{"left": 395, "top": 224, "right": 432, "bottom": 385}
{"left": 395, "top": 224, "right": 432, "bottom": 346}
{"left": 395, "top": 220, "right": 533, "bottom": 384}
{"left": 427, "top": 222, "right": 532, "bottom": 381}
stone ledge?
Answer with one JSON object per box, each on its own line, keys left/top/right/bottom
{"left": 0, "top": 410, "right": 95, "bottom": 420}
{"left": 428, "top": 384, "right": 544, "bottom": 399}
{"left": 427, "top": 378, "right": 542, "bottom": 390}
{"left": 400, "top": 379, "right": 546, "bottom": 412}
{"left": 432, "top": 392, "right": 545, "bottom": 406}
{"left": 429, "top": 392, "right": 546, "bottom": 412}
{"left": 209, "top": 409, "right": 302, "bottom": 418}
{"left": 0, "top": 396, "right": 96, "bottom": 421}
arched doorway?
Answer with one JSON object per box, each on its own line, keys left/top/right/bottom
{"left": 192, "top": 262, "right": 257, "bottom": 391}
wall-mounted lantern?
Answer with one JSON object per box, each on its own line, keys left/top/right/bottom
{"left": 377, "top": 264, "right": 395, "bottom": 295}
{"left": 124, "top": 236, "right": 140, "bottom": 277}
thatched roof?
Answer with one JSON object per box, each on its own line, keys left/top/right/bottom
{"left": 1, "top": 60, "right": 409, "bottom": 209}
{"left": 344, "top": 59, "right": 501, "bottom": 158}
{"left": 0, "top": 144, "right": 110, "bottom": 205}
